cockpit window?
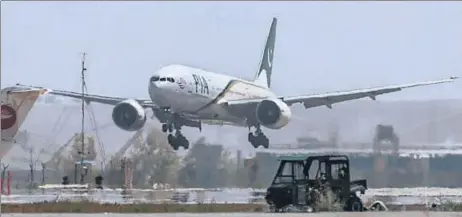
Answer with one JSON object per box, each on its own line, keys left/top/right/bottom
{"left": 150, "top": 76, "right": 160, "bottom": 82}
{"left": 160, "top": 77, "right": 166, "bottom": 81}
{"left": 167, "top": 77, "right": 175, "bottom": 83}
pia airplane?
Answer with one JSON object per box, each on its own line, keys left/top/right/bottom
{"left": 17, "top": 17, "right": 458, "bottom": 150}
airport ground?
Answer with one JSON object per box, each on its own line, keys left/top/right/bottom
{"left": 2, "top": 212, "right": 462, "bottom": 217}
{"left": 0, "top": 201, "right": 461, "bottom": 213}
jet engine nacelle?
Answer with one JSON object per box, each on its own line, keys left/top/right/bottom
{"left": 112, "top": 99, "right": 147, "bottom": 131}
{"left": 256, "top": 98, "right": 291, "bottom": 129}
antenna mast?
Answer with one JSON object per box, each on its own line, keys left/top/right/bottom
{"left": 80, "top": 53, "right": 87, "bottom": 184}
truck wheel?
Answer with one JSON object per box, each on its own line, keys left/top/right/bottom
{"left": 346, "top": 196, "right": 364, "bottom": 212}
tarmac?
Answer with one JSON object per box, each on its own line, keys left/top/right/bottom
{"left": 2, "top": 213, "right": 462, "bottom": 217}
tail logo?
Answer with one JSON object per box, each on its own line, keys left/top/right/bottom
{"left": 1, "top": 105, "right": 17, "bottom": 130}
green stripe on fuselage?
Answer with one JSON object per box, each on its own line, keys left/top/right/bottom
{"left": 193, "top": 79, "right": 266, "bottom": 113}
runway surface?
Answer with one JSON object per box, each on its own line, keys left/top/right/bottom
{"left": 2, "top": 213, "right": 462, "bottom": 217}
{"left": 4, "top": 187, "right": 462, "bottom": 205}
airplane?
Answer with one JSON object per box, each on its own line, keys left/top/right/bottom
{"left": 1, "top": 86, "right": 48, "bottom": 156}
{"left": 16, "top": 17, "right": 458, "bottom": 151}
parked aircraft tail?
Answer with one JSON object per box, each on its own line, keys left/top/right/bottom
{"left": 1, "top": 86, "right": 48, "bottom": 143}
{"left": 253, "top": 17, "right": 277, "bottom": 89}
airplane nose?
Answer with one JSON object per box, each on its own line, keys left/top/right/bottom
{"left": 150, "top": 75, "right": 160, "bottom": 84}
{"left": 149, "top": 80, "right": 171, "bottom": 108}
{"left": 149, "top": 81, "right": 162, "bottom": 94}
{"left": 150, "top": 80, "right": 157, "bottom": 87}
{"left": 149, "top": 75, "right": 161, "bottom": 88}
{"left": 149, "top": 81, "right": 171, "bottom": 94}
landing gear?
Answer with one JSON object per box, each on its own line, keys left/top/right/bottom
{"left": 167, "top": 132, "right": 189, "bottom": 150}
{"left": 248, "top": 128, "right": 269, "bottom": 149}
{"left": 159, "top": 110, "right": 192, "bottom": 150}
{"left": 161, "top": 123, "right": 174, "bottom": 133}
{"left": 167, "top": 131, "right": 190, "bottom": 150}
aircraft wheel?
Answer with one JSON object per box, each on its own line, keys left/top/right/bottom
{"left": 248, "top": 133, "right": 259, "bottom": 148}
{"left": 182, "top": 138, "right": 190, "bottom": 150}
{"left": 176, "top": 134, "right": 190, "bottom": 149}
{"left": 255, "top": 133, "right": 269, "bottom": 149}
{"left": 169, "top": 138, "right": 180, "bottom": 151}
{"left": 172, "top": 144, "right": 179, "bottom": 151}
{"left": 162, "top": 124, "right": 168, "bottom": 133}
{"left": 248, "top": 133, "right": 254, "bottom": 142}
{"left": 169, "top": 135, "right": 180, "bottom": 151}
{"left": 261, "top": 136, "right": 269, "bottom": 149}
{"left": 167, "top": 134, "right": 175, "bottom": 144}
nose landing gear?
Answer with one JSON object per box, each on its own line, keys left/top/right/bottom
{"left": 162, "top": 123, "right": 173, "bottom": 133}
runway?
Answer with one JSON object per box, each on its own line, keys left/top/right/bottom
{"left": 2, "top": 213, "right": 462, "bottom": 217}
{"left": 3, "top": 187, "right": 462, "bottom": 205}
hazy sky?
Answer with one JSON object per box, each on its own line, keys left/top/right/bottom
{"left": 2, "top": 1, "right": 462, "bottom": 101}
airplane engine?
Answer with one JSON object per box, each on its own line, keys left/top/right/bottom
{"left": 112, "top": 99, "right": 147, "bottom": 131}
{"left": 256, "top": 99, "right": 291, "bottom": 129}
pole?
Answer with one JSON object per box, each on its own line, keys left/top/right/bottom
{"left": 80, "top": 53, "right": 87, "bottom": 184}
{"left": 7, "top": 171, "right": 11, "bottom": 196}
{"left": 1, "top": 69, "right": 3, "bottom": 212}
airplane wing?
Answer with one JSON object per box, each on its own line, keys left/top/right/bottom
{"left": 282, "top": 77, "right": 458, "bottom": 109}
{"left": 13, "top": 84, "right": 221, "bottom": 129}
{"left": 15, "top": 84, "right": 156, "bottom": 108}
{"left": 223, "top": 77, "right": 458, "bottom": 110}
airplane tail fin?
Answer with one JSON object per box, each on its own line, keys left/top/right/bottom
{"left": 253, "top": 17, "right": 277, "bottom": 89}
{"left": 1, "top": 86, "right": 48, "bottom": 143}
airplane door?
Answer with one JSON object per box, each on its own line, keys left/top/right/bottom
{"left": 184, "top": 76, "right": 200, "bottom": 106}
{"left": 185, "top": 77, "right": 194, "bottom": 94}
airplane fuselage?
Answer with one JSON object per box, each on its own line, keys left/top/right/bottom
{"left": 148, "top": 64, "right": 277, "bottom": 126}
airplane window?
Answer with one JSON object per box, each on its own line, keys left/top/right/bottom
{"left": 150, "top": 76, "right": 160, "bottom": 82}
{"left": 167, "top": 77, "right": 175, "bottom": 83}
{"left": 160, "top": 77, "right": 166, "bottom": 81}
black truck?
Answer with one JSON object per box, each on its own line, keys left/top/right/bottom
{"left": 265, "top": 154, "right": 368, "bottom": 212}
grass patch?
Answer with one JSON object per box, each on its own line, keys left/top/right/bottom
{"left": 4, "top": 198, "right": 462, "bottom": 213}
{"left": 1, "top": 201, "right": 265, "bottom": 213}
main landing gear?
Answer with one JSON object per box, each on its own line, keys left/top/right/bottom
{"left": 162, "top": 123, "right": 190, "bottom": 150}
{"left": 248, "top": 127, "right": 269, "bottom": 149}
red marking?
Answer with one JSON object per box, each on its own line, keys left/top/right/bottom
{"left": 1, "top": 105, "right": 17, "bottom": 130}
{"left": 7, "top": 171, "right": 11, "bottom": 195}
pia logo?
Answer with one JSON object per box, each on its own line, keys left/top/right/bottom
{"left": 177, "top": 78, "right": 186, "bottom": 89}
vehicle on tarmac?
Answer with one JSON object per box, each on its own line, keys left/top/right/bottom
{"left": 265, "top": 154, "right": 369, "bottom": 212}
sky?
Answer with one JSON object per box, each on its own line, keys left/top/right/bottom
{"left": 2, "top": 1, "right": 462, "bottom": 101}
